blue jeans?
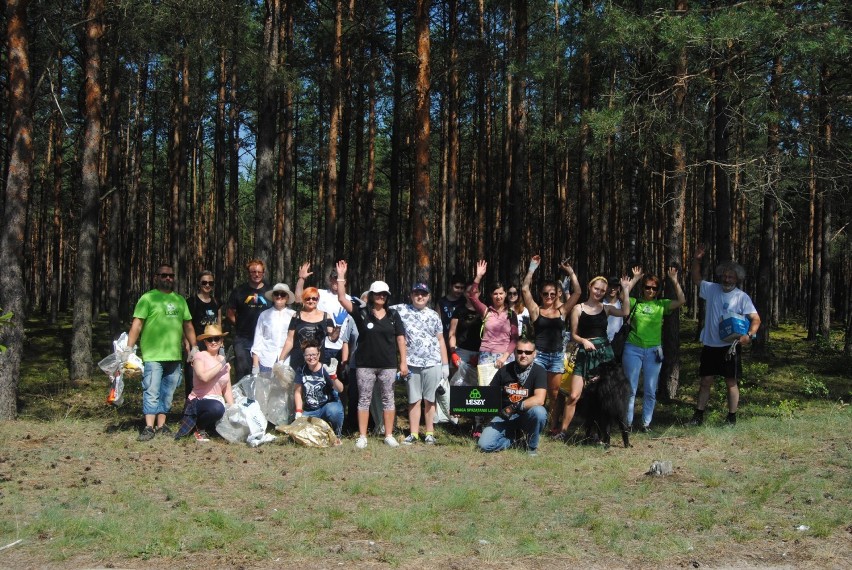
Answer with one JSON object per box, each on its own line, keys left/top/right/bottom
{"left": 304, "top": 400, "right": 344, "bottom": 436}
{"left": 477, "top": 406, "right": 547, "bottom": 452}
{"left": 534, "top": 350, "right": 565, "bottom": 373}
{"left": 622, "top": 342, "right": 663, "bottom": 428}
{"left": 142, "top": 361, "right": 183, "bottom": 416}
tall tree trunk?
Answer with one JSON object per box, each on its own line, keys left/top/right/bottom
{"left": 507, "top": 0, "right": 527, "bottom": 282}
{"left": 70, "top": 0, "right": 104, "bottom": 382}
{"left": 575, "top": 0, "right": 592, "bottom": 285}
{"left": 226, "top": 41, "right": 240, "bottom": 290}
{"left": 412, "top": 0, "right": 432, "bottom": 284}
{"left": 255, "top": 0, "right": 280, "bottom": 264}
{"left": 755, "top": 53, "right": 782, "bottom": 354}
{"left": 661, "top": 0, "right": 689, "bottom": 401}
{"left": 714, "top": 59, "right": 732, "bottom": 263}
{"left": 214, "top": 48, "right": 227, "bottom": 280}
{"left": 445, "top": 0, "right": 460, "bottom": 273}
{"left": 0, "top": 0, "right": 34, "bottom": 418}
{"left": 49, "top": 48, "right": 66, "bottom": 324}
{"left": 817, "top": 64, "right": 832, "bottom": 339}
{"left": 277, "top": 1, "right": 295, "bottom": 278}
{"left": 106, "top": 56, "right": 124, "bottom": 338}
{"left": 323, "top": 0, "right": 343, "bottom": 269}
{"left": 387, "top": 1, "right": 404, "bottom": 295}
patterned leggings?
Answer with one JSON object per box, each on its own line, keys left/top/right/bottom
{"left": 356, "top": 368, "right": 396, "bottom": 411}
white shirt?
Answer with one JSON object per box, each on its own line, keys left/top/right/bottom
{"left": 318, "top": 288, "right": 350, "bottom": 351}
{"left": 699, "top": 281, "right": 757, "bottom": 347}
{"left": 250, "top": 306, "right": 295, "bottom": 367}
{"left": 603, "top": 298, "right": 623, "bottom": 341}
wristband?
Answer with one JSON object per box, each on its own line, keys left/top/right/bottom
{"left": 296, "top": 409, "right": 303, "bottom": 413}
{"left": 336, "top": 279, "right": 346, "bottom": 282}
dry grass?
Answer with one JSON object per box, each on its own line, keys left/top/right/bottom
{"left": 0, "top": 316, "right": 849, "bottom": 569}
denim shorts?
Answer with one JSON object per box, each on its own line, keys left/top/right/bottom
{"left": 534, "top": 350, "right": 565, "bottom": 374}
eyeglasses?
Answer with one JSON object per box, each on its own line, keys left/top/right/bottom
{"left": 304, "top": 352, "right": 320, "bottom": 359}
{"left": 304, "top": 296, "right": 319, "bottom": 302}
{"left": 206, "top": 336, "right": 223, "bottom": 343}
{"left": 159, "top": 273, "right": 175, "bottom": 278}
{"left": 644, "top": 286, "right": 659, "bottom": 291}
{"left": 200, "top": 280, "right": 214, "bottom": 286}
{"left": 516, "top": 349, "right": 535, "bottom": 355}
{"left": 273, "top": 292, "right": 288, "bottom": 298}
{"left": 542, "top": 292, "right": 557, "bottom": 297}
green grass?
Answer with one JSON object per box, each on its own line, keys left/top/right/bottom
{"left": 0, "top": 315, "right": 849, "bottom": 568}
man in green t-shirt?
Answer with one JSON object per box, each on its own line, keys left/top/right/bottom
{"left": 126, "top": 263, "right": 197, "bottom": 441}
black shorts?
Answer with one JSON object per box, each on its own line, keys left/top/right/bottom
{"left": 698, "top": 345, "right": 742, "bottom": 380}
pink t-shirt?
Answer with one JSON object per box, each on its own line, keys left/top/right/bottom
{"left": 468, "top": 283, "right": 518, "bottom": 355}
{"left": 189, "top": 350, "right": 231, "bottom": 402}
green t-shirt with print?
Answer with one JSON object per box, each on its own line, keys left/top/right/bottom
{"left": 626, "top": 298, "right": 672, "bottom": 348}
{"left": 133, "top": 289, "right": 191, "bottom": 361}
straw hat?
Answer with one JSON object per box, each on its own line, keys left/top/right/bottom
{"left": 197, "top": 324, "right": 228, "bottom": 341}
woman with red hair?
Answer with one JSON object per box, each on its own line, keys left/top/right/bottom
{"left": 278, "top": 286, "right": 340, "bottom": 371}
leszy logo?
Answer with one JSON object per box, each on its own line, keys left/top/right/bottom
{"left": 466, "top": 388, "right": 485, "bottom": 406}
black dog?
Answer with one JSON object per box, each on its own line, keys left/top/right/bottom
{"left": 577, "top": 360, "right": 632, "bottom": 448}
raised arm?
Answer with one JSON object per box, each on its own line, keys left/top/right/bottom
{"left": 605, "top": 275, "right": 634, "bottom": 318}
{"left": 467, "top": 260, "right": 489, "bottom": 316}
{"left": 558, "top": 260, "right": 582, "bottom": 317}
{"left": 334, "top": 260, "right": 354, "bottom": 314}
{"left": 294, "top": 262, "right": 313, "bottom": 300}
{"left": 521, "top": 256, "right": 541, "bottom": 321}
{"left": 667, "top": 266, "right": 687, "bottom": 311}
{"left": 690, "top": 244, "right": 706, "bottom": 286}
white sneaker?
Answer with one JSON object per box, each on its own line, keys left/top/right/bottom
{"left": 383, "top": 435, "right": 399, "bottom": 448}
{"left": 355, "top": 435, "right": 368, "bottom": 449}
{"left": 424, "top": 434, "right": 436, "bottom": 445}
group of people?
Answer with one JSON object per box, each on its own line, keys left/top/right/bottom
{"left": 125, "top": 247, "right": 760, "bottom": 453}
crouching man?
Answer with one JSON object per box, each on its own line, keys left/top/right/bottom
{"left": 477, "top": 339, "right": 547, "bottom": 456}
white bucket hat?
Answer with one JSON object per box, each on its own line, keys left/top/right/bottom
{"left": 263, "top": 283, "right": 295, "bottom": 304}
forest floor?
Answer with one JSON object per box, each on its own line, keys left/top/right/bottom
{"left": 0, "top": 316, "right": 849, "bottom": 570}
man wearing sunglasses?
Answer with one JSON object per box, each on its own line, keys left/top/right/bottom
{"left": 126, "top": 263, "right": 197, "bottom": 442}
{"left": 477, "top": 339, "right": 548, "bottom": 456}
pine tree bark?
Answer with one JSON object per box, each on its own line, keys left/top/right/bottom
{"left": 0, "top": 0, "right": 34, "bottom": 418}
{"left": 323, "top": 0, "right": 344, "bottom": 269}
{"left": 256, "top": 0, "right": 280, "bottom": 265}
{"left": 412, "top": 0, "right": 433, "bottom": 284}
{"left": 70, "top": 0, "right": 104, "bottom": 382}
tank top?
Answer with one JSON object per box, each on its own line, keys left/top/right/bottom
{"left": 533, "top": 314, "right": 564, "bottom": 353}
{"left": 577, "top": 306, "right": 608, "bottom": 340}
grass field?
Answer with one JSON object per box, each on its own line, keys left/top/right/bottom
{"left": 0, "top": 316, "right": 849, "bottom": 569}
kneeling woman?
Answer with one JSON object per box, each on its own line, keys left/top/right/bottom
{"left": 175, "top": 324, "right": 235, "bottom": 441}
{"left": 555, "top": 273, "right": 634, "bottom": 440}
{"left": 294, "top": 339, "right": 344, "bottom": 444}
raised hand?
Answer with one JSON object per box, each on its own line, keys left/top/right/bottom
{"left": 475, "top": 260, "right": 487, "bottom": 280}
{"left": 694, "top": 243, "right": 706, "bottom": 260}
{"left": 667, "top": 266, "right": 679, "bottom": 280}
{"left": 559, "top": 259, "right": 575, "bottom": 276}
{"left": 333, "top": 308, "right": 348, "bottom": 326}
{"left": 335, "top": 259, "right": 348, "bottom": 279}
{"left": 528, "top": 255, "right": 541, "bottom": 273}
{"left": 631, "top": 265, "right": 643, "bottom": 278}
{"left": 298, "top": 262, "right": 313, "bottom": 280}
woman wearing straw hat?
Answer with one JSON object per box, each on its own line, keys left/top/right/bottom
{"left": 175, "top": 324, "right": 234, "bottom": 441}
{"left": 251, "top": 283, "right": 296, "bottom": 374}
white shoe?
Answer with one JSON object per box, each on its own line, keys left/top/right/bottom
{"left": 355, "top": 435, "right": 368, "bottom": 449}
{"left": 383, "top": 435, "right": 399, "bottom": 448}
{"left": 424, "top": 434, "right": 436, "bottom": 445}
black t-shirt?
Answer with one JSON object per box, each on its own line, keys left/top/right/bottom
{"left": 578, "top": 308, "right": 608, "bottom": 340}
{"left": 288, "top": 312, "right": 334, "bottom": 368}
{"left": 350, "top": 306, "right": 406, "bottom": 369}
{"left": 186, "top": 294, "right": 219, "bottom": 337}
{"left": 490, "top": 361, "right": 547, "bottom": 410}
{"left": 451, "top": 304, "right": 482, "bottom": 352}
{"left": 438, "top": 296, "right": 466, "bottom": 335}
{"left": 226, "top": 282, "right": 272, "bottom": 339}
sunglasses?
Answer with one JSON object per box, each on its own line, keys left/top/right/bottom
{"left": 516, "top": 349, "right": 535, "bottom": 355}
{"left": 644, "top": 286, "right": 659, "bottom": 291}
{"left": 159, "top": 273, "right": 175, "bottom": 278}
{"left": 200, "top": 280, "right": 214, "bottom": 286}
{"left": 273, "top": 292, "right": 289, "bottom": 298}
{"left": 542, "top": 292, "right": 557, "bottom": 297}
{"left": 304, "top": 296, "right": 319, "bottom": 302}
{"left": 206, "top": 336, "right": 223, "bottom": 343}
{"left": 508, "top": 291, "right": 519, "bottom": 296}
